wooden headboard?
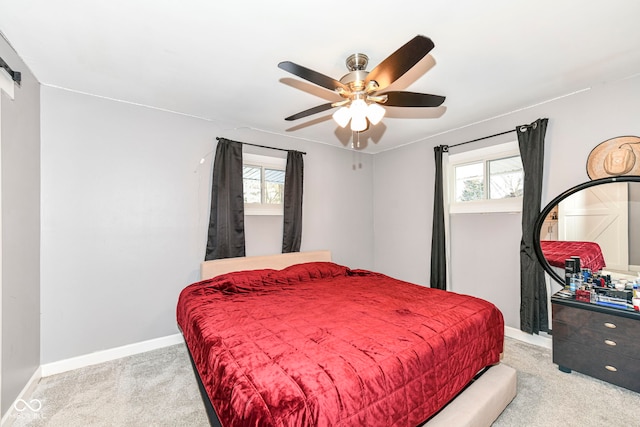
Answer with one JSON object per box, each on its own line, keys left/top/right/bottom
{"left": 200, "top": 250, "right": 332, "bottom": 280}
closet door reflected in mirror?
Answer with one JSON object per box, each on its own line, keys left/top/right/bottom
{"left": 557, "top": 181, "right": 628, "bottom": 272}
{"left": 534, "top": 176, "right": 640, "bottom": 286}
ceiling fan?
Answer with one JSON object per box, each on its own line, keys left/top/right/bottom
{"left": 278, "top": 35, "right": 445, "bottom": 132}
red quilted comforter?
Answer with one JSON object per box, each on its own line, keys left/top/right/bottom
{"left": 540, "top": 240, "right": 606, "bottom": 272}
{"left": 177, "top": 262, "right": 504, "bottom": 427}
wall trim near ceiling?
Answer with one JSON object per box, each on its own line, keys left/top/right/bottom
{"left": 379, "top": 87, "right": 593, "bottom": 155}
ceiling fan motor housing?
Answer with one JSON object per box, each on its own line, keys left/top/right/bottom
{"left": 341, "top": 53, "right": 371, "bottom": 93}
{"left": 339, "top": 70, "right": 369, "bottom": 92}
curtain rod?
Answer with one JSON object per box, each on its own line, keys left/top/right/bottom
{"left": 446, "top": 129, "right": 516, "bottom": 150}
{"left": 0, "top": 56, "right": 21, "bottom": 85}
{"left": 445, "top": 121, "right": 541, "bottom": 151}
{"left": 216, "top": 137, "right": 306, "bottom": 155}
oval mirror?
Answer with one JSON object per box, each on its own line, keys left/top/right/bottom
{"left": 534, "top": 176, "right": 640, "bottom": 286}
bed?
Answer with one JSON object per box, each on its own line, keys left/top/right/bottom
{"left": 540, "top": 240, "right": 606, "bottom": 272}
{"left": 177, "top": 251, "right": 516, "bottom": 427}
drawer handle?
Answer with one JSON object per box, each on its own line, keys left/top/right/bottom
{"left": 604, "top": 339, "right": 617, "bottom": 346}
{"left": 605, "top": 365, "right": 618, "bottom": 372}
{"left": 604, "top": 322, "right": 617, "bottom": 329}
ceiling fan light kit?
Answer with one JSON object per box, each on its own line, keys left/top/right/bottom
{"left": 278, "top": 35, "right": 446, "bottom": 136}
{"left": 331, "top": 100, "right": 387, "bottom": 131}
{"left": 332, "top": 106, "right": 352, "bottom": 128}
{"left": 350, "top": 112, "right": 368, "bottom": 132}
{"left": 366, "top": 102, "right": 386, "bottom": 125}
{"left": 331, "top": 89, "right": 388, "bottom": 131}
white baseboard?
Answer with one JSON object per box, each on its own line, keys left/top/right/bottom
{"left": 29, "top": 328, "right": 550, "bottom": 379}
{"left": 40, "top": 333, "right": 184, "bottom": 377}
{"left": 505, "top": 325, "right": 552, "bottom": 350}
{"left": 1, "top": 366, "right": 42, "bottom": 427}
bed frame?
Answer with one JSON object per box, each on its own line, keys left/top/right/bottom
{"left": 188, "top": 250, "right": 517, "bottom": 427}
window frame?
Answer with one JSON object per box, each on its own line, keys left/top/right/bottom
{"left": 447, "top": 141, "right": 523, "bottom": 214}
{"left": 243, "top": 153, "right": 286, "bottom": 216}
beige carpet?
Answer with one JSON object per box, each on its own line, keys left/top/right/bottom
{"left": 8, "top": 344, "right": 208, "bottom": 427}
{"left": 7, "top": 337, "right": 639, "bottom": 426}
{"left": 494, "top": 338, "right": 639, "bottom": 426}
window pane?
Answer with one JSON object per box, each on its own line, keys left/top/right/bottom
{"left": 243, "top": 165, "right": 261, "bottom": 203}
{"left": 264, "top": 168, "right": 285, "bottom": 204}
{"left": 488, "top": 156, "right": 523, "bottom": 199}
{"left": 455, "top": 163, "right": 484, "bottom": 202}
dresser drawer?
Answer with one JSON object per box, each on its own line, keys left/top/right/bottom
{"left": 553, "top": 320, "right": 640, "bottom": 358}
{"left": 553, "top": 304, "right": 640, "bottom": 341}
{"left": 553, "top": 338, "right": 640, "bottom": 392}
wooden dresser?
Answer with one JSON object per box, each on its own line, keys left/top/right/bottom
{"left": 551, "top": 293, "right": 640, "bottom": 393}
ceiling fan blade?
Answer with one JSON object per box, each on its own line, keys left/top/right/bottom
{"left": 381, "top": 91, "right": 445, "bottom": 107}
{"left": 285, "top": 102, "right": 336, "bottom": 121}
{"left": 365, "top": 35, "right": 435, "bottom": 91}
{"left": 278, "top": 61, "right": 349, "bottom": 92}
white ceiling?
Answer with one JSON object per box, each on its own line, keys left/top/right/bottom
{"left": 2, "top": 0, "right": 640, "bottom": 153}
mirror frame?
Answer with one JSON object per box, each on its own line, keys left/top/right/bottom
{"left": 534, "top": 175, "right": 640, "bottom": 286}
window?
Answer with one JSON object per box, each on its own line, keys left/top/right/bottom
{"left": 448, "top": 141, "right": 523, "bottom": 213}
{"left": 243, "top": 153, "right": 286, "bottom": 215}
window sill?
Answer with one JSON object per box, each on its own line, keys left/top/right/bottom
{"left": 245, "top": 209, "right": 283, "bottom": 216}
{"left": 449, "top": 197, "right": 522, "bottom": 214}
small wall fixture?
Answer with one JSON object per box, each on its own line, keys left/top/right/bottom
{"left": 0, "top": 56, "right": 21, "bottom": 85}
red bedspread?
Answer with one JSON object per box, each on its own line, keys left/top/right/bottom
{"left": 177, "top": 262, "right": 504, "bottom": 427}
{"left": 540, "top": 240, "right": 606, "bottom": 272}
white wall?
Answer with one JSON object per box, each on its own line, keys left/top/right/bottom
{"left": 373, "top": 75, "right": 640, "bottom": 329}
{"left": 40, "top": 87, "right": 374, "bottom": 363}
{"left": 371, "top": 141, "right": 434, "bottom": 286}
{"left": 0, "top": 37, "right": 40, "bottom": 416}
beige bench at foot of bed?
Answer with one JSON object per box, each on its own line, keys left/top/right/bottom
{"left": 424, "top": 363, "right": 517, "bottom": 427}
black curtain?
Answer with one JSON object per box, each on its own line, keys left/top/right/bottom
{"left": 282, "top": 150, "right": 304, "bottom": 253}
{"left": 205, "top": 138, "right": 246, "bottom": 260}
{"left": 430, "top": 145, "right": 447, "bottom": 290}
{"left": 517, "top": 118, "right": 549, "bottom": 334}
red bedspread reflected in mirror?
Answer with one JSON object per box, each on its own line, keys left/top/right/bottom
{"left": 540, "top": 240, "right": 606, "bottom": 272}
{"left": 177, "top": 262, "right": 504, "bottom": 427}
